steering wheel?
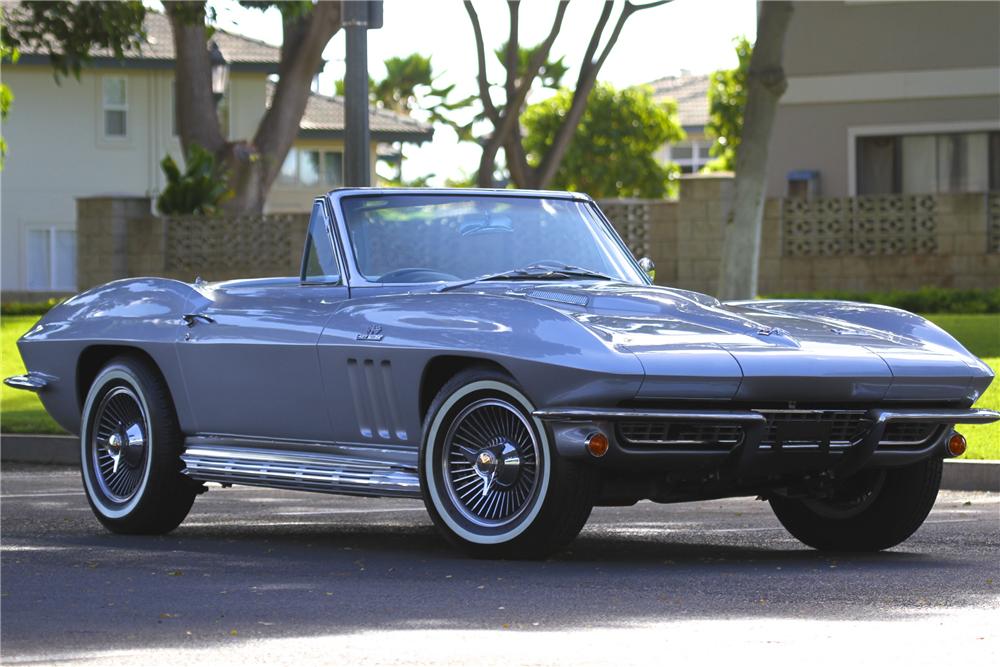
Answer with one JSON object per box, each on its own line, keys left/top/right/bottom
{"left": 378, "top": 267, "right": 461, "bottom": 284}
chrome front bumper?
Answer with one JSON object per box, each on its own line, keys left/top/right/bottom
{"left": 3, "top": 372, "right": 53, "bottom": 393}
{"left": 534, "top": 407, "right": 999, "bottom": 475}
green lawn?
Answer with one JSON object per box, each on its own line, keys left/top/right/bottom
{"left": 2, "top": 312, "right": 998, "bottom": 457}
{"left": 1, "top": 315, "right": 65, "bottom": 434}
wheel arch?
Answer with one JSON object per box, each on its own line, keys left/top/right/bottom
{"left": 76, "top": 345, "right": 174, "bottom": 414}
{"left": 418, "top": 355, "right": 513, "bottom": 421}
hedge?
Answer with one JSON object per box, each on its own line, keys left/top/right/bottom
{"left": 763, "top": 287, "right": 1000, "bottom": 314}
{"left": 1, "top": 298, "right": 66, "bottom": 316}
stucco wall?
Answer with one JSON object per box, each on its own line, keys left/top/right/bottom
{"left": 0, "top": 65, "right": 269, "bottom": 294}
{"left": 783, "top": 1, "right": 999, "bottom": 77}
{"left": 766, "top": 96, "right": 1000, "bottom": 198}
{"left": 763, "top": 1, "right": 1000, "bottom": 199}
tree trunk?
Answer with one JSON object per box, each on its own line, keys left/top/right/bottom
{"left": 716, "top": 1, "right": 793, "bottom": 301}
{"left": 167, "top": 1, "right": 340, "bottom": 214}
{"left": 166, "top": 4, "right": 224, "bottom": 158}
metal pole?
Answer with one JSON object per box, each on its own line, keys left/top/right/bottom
{"left": 343, "top": 1, "right": 370, "bottom": 187}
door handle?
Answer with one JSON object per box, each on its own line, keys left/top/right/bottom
{"left": 182, "top": 313, "right": 216, "bottom": 327}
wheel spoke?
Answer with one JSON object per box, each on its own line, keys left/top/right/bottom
{"left": 442, "top": 397, "right": 541, "bottom": 528}
{"left": 89, "top": 386, "right": 148, "bottom": 504}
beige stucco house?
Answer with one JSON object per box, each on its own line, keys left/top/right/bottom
{"left": 766, "top": 1, "right": 999, "bottom": 198}
{"left": 648, "top": 73, "right": 713, "bottom": 174}
{"left": 1, "top": 12, "right": 431, "bottom": 297}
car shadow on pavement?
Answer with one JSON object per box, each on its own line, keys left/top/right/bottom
{"left": 70, "top": 517, "right": 954, "bottom": 571}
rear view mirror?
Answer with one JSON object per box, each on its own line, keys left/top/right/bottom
{"left": 638, "top": 257, "right": 656, "bottom": 282}
{"left": 460, "top": 215, "right": 513, "bottom": 236}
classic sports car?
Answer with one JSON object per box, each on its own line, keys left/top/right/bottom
{"left": 7, "top": 188, "right": 998, "bottom": 557}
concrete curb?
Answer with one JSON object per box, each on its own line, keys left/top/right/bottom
{"left": 2, "top": 433, "right": 998, "bottom": 492}
{"left": 2, "top": 434, "right": 78, "bottom": 465}
{"left": 940, "top": 459, "right": 1000, "bottom": 492}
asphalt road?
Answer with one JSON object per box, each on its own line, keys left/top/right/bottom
{"left": 2, "top": 465, "right": 998, "bottom": 666}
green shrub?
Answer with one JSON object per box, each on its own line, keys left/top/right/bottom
{"left": 1, "top": 297, "right": 65, "bottom": 316}
{"left": 763, "top": 287, "right": 1000, "bottom": 314}
{"left": 156, "top": 144, "right": 233, "bottom": 215}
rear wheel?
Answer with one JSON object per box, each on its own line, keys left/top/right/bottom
{"left": 80, "top": 355, "right": 198, "bottom": 534}
{"left": 420, "top": 368, "right": 599, "bottom": 559}
{"left": 769, "top": 458, "right": 942, "bottom": 551}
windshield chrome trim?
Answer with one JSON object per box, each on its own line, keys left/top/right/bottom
{"left": 327, "top": 190, "right": 649, "bottom": 290}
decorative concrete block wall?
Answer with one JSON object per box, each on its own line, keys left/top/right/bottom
{"left": 599, "top": 198, "right": 678, "bottom": 285}
{"left": 77, "top": 183, "right": 998, "bottom": 296}
{"left": 602, "top": 175, "right": 999, "bottom": 296}
{"left": 77, "top": 196, "right": 309, "bottom": 290}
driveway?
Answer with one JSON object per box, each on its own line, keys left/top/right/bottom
{"left": 2, "top": 465, "right": 997, "bottom": 665}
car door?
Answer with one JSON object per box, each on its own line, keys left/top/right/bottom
{"left": 175, "top": 199, "right": 348, "bottom": 441}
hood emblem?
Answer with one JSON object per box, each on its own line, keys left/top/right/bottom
{"left": 357, "top": 325, "right": 384, "bottom": 342}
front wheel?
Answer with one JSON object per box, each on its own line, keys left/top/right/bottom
{"left": 420, "top": 368, "right": 599, "bottom": 559}
{"left": 769, "top": 457, "right": 942, "bottom": 551}
{"left": 80, "top": 355, "right": 199, "bottom": 534}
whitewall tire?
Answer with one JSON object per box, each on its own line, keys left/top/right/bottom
{"left": 80, "top": 355, "right": 198, "bottom": 534}
{"left": 420, "top": 367, "right": 598, "bottom": 558}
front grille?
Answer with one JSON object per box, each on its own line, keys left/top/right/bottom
{"left": 617, "top": 422, "right": 742, "bottom": 451}
{"left": 615, "top": 409, "right": 944, "bottom": 453}
{"left": 758, "top": 410, "right": 869, "bottom": 447}
{"left": 881, "top": 422, "right": 940, "bottom": 446}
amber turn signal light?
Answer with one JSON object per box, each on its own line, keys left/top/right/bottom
{"left": 947, "top": 432, "right": 967, "bottom": 457}
{"left": 586, "top": 432, "right": 609, "bottom": 457}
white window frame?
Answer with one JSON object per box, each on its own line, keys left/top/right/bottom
{"left": 665, "top": 139, "right": 712, "bottom": 173}
{"left": 847, "top": 120, "right": 1000, "bottom": 196}
{"left": 101, "top": 75, "right": 129, "bottom": 141}
{"left": 25, "top": 226, "right": 77, "bottom": 292}
{"left": 277, "top": 147, "right": 346, "bottom": 188}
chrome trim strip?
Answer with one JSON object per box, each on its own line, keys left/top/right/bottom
{"left": 535, "top": 407, "right": 998, "bottom": 426}
{"left": 3, "top": 372, "right": 53, "bottom": 393}
{"left": 875, "top": 408, "right": 1000, "bottom": 424}
{"left": 533, "top": 409, "right": 768, "bottom": 423}
{"left": 180, "top": 445, "right": 421, "bottom": 498}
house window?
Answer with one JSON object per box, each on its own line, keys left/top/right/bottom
{"left": 300, "top": 151, "right": 321, "bottom": 186}
{"left": 26, "top": 228, "right": 76, "bottom": 291}
{"left": 102, "top": 76, "right": 128, "bottom": 138}
{"left": 856, "top": 131, "right": 993, "bottom": 195}
{"left": 665, "top": 140, "right": 711, "bottom": 174}
{"left": 279, "top": 148, "right": 299, "bottom": 185}
{"left": 277, "top": 149, "right": 345, "bottom": 188}
{"left": 324, "top": 152, "right": 344, "bottom": 187}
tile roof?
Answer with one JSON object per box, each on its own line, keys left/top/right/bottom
{"left": 12, "top": 9, "right": 280, "bottom": 69}
{"left": 646, "top": 73, "right": 711, "bottom": 129}
{"left": 268, "top": 83, "right": 434, "bottom": 143}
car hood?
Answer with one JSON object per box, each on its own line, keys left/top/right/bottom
{"left": 477, "top": 281, "right": 984, "bottom": 403}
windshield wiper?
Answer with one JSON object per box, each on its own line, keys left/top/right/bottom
{"left": 437, "top": 263, "right": 612, "bottom": 293}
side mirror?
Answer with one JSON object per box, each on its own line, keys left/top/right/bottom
{"left": 638, "top": 257, "right": 656, "bottom": 282}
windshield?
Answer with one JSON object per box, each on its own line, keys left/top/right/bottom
{"left": 340, "top": 194, "right": 646, "bottom": 284}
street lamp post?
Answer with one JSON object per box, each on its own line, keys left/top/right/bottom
{"left": 343, "top": 1, "right": 382, "bottom": 187}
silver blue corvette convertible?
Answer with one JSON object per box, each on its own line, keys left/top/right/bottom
{"left": 7, "top": 188, "right": 998, "bottom": 557}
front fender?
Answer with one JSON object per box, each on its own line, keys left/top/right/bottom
{"left": 323, "top": 291, "right": 646, "bottom": 405}
{"left": 17, "top": 278, "right": 198, "bottom": 434}
{"left": 316, "top": 291, "right": 646, "bottom": 447}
